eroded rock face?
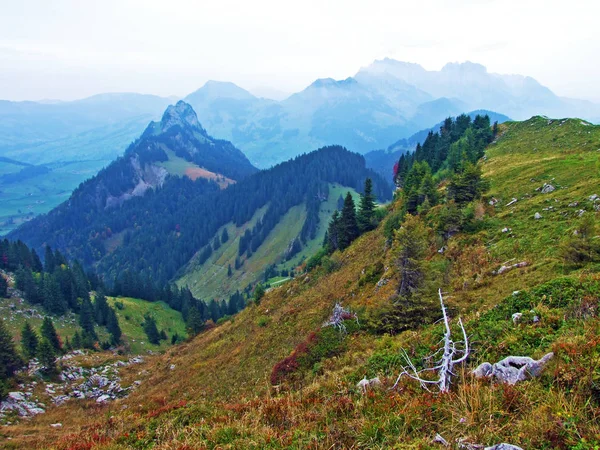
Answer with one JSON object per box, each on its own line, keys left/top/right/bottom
{"left": 472, "top": 353, "right": 554, "bottom": 385}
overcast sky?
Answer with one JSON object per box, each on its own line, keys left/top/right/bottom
{"left": 1, "top": 0, "right": 598, "bottom": 102}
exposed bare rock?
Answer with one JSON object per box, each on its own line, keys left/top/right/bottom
{"left": 494, "top": 261, "right": 528, "bottom": 275}
{"left": 473, "top": 352, "right": 554, "bottom": 384}
{"left": 540, "top": 183, "right": 555, "bottom": 193}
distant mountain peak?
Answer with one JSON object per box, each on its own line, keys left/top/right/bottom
{"left": 186, "top": 81, "right": 256, "bottom": 101}
{"left": 159, "top": 100, "right": 206, "bottom": 134}
{"left": 308, "top": 77, "right": 358, "bottom": 89}
{"left": 441, "top": 61, "right": 488, "bottom": 74}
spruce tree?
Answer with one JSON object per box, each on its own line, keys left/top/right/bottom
{"left": 0, "top": 276, "right": 7, "bottom": 298}
{"left": 325, "top": 210, "right": 341, "bottom": 253}
{"left": 0, "top": 319, "right": 23, "bottom": 383}
{"left": 106, "top": 307, "right": 122, "bottom": 345}
{"left": 40, "top": 317, "right": 61, "bottom": 353}
{"left": 357, "top": 178, "right": 376, "bottom": 233}
{"left": 221, "top": 228, "right": 229, "bottom": 244}
{"left": 94, "top": 290, "right": 110, "bottom": 326}
{"left": 339, "top": 192, "right": 359, "bottom": 250}
{"left": 79, "top": 297, "right": 96, "bottom": 338}
{"left": 186, "top": 306, "right": 204, "bottom": 335}
{"left": 253, "top": 284, "right": 265, "bottom": 305}
{"left": 72, "top": 331, "right": 82, "bottom": 349}
{"left": 37, "top": 338, "right": 56, "bottom": 374}
{"left": 142, "top": 314, "right": 160, "bottom": 345}
{"left": 227, "top": 264, "right": 233, "bottom": 277}
{"left": 21, "top": 322, "right": 38, "bottom": 360}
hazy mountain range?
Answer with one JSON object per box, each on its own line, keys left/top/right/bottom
{"left": 1, "top": 58, "right": 599, "bottom": 235}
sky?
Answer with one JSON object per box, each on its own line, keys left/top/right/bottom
{"left": 1, "top": 0, "right": 599, "bottom": 102}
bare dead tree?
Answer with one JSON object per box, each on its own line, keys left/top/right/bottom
{"left": 323, "top": 303, "right": 358, "bottom": 334}
{"left": 392, "top": 288, "right": 469, "bottom": 393}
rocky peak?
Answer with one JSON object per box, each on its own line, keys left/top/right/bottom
{"left": 159, "top": 101, "right": 206, "bottom": 134}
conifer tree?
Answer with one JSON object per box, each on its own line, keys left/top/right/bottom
{"left": 357, "top": 178, "right": 376, "bottom": 233}
{"left": 72, "top": 331, "right": 82, "bottom": 349}
{"left": 142, "top": 314, "right": 160, "bottom": 345}
{"left": 40, "top": 317, "right": 61, "bottom": 353}
{"left": 325, "top": 210, "right": 341, "bottom": 253}
{"left": 394, "top": 214, "right": 428, "bottom": 299}
{"left": 94, "top": 290, "right": 110, "bottom": 326}
{"left": 21, "top": 322, "right": 38, "bottom": 360}
{"left": 339, "top": 192, "right": 359, "bottom": 250}
{"left": 79, "top": 297, "right": 96, "bottom": 338}
{"left": 221, "top": 228, "right": 229, "bottom": 244}
{"left": 212, "top": 236, "right": 221, "bottom": 251}
{"left": 37, "top": 338, "right": 56, "bottom": 374}
{"left": 227, "top": 264, "right": 232, "bottom": 277}
{"left": 44, "top": 246, "right": 56, "bottom": 273}
{"left": 0, "top": 276, "right": 7, "bottom": 298}
{"left": 106, "top": 307, "right": 122, "bottom": 345}
{"left": 253, "top": 284, "right": 266, "bottom": 305}
{"left": 0, "top": 319, "right": 23, "bottom": 384}
{"left": 186, "top": 306, "right": 204, "bottom": 336}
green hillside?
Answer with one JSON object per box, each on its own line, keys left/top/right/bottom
{"left": 177, "top": 184, "right": 361, "bottom": 300}
{"left": 0, "top": 293, "right": 186, "bottom": 356}
{"left": 6, "top": 117, "right": 600, "bottom": 449}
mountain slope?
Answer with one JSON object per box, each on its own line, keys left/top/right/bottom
{"left": 9, "top": 106, "right": 391, "bottom": 290}
{"left": 6, "top": 116, "right": 600, "bottom": 449}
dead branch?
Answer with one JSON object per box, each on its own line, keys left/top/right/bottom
{"left": 392, "top": 289, "right": 469, "bottom": 393}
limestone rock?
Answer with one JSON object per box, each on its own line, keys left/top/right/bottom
{"left": 472, "top": 352, "right": 554, "bottom": 385}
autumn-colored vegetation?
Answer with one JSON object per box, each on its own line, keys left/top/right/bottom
{"left": 2, "top": 117, "right": 600, "bottom": 449}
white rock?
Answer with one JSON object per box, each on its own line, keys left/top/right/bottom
{"left": 512, "top": 313, "right": 523, "bottom": 324}
{"left": 96, "top": 395, "right": 110, "bottom": 404}
{"left": 50, "top": 423, "right": 62, "bottom": 428}
{"left": 534, "top": 212, "right": 542, "bottom": 219}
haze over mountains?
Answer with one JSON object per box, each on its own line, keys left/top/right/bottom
{"left": 1, "top": 58, "right": 599, "bottom": 234}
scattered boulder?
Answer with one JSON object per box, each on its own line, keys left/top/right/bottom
{"left": 505, "top": 198, "right": 518, "bottom": 207}
{"left": 534, "top": 212, "right": 542, "bottom": 220}
{"left": 541, "top": 183, "right": 555, "bottom": 194}
{"left": 50, "top": 423, "right": 62, "bottom": 428}
{"left": 489, "top": 198, "right": 499, "bottom": 206}
{"left": 511, "top": 313, "right": 523, "bottom": 324}
{"left": 473, "top": 353, "right": 554, "bottom": 385}
{"left": 494, "top": 262, "right": 528, "bottom": 275}
{"left": 568, "top": 202, "right": 579, "bottom": 207}
{"left": 589, "top": 194, "right": 598, "bottom": 202}
{"left": 357, "top": 376, "right": 382, "bottom": 392}
{"left": 577, "top": 209, "right": 586, "bottom": 217}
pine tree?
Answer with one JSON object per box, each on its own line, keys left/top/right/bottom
{"left": 79, "top": 297, "right": 96, "bottom": 338}
{"left": 0, "top": 319, "right": 23, "bottom": 383}
{"left": 72, "top": 331, "right": 82, "bottom": 349}
{"left": 253, "top": 284, "right": 266, "bottom": 305}
{"left": 0, "top": 276, "right": 7, "bottom": 298}
{"left": 44, "top": 246, "right": 56, "bottom": 273}
{"left": 21, "top": 322, "right": 38, "bottom": 360}
{"left": 325, "top": 210, "right": 341, "bottom": 253}
{"left": 339, "top": 192, "right": 359, "bottom": 250}
{"left": 394, "top": 214, "right": 428, "bottom": 299}
{"left": 106, "top": 307, "right": 122, "bottom": 345}
{"left": 186, "top": 306, "right": 204, "bottom": 336}
{"left": 142, "top": 314, "right": 160, "bottom": 345}
{"left": 221, "top": 228, "right": 229, "bottom": 244}
{"left": 227, "top": 264, "right": 233, "bottom": 277}
{"left": 40, "top": 317, "right": 61, "bottom": 353}
{"left": 37, "top": 338, "right": 56, "bottom": 374}
{"left": 357, "top": 178, "right": 376, "bottom": 233}
{"left": 94, "top": 290, "right": 110, "bottom": 326}
{"left": 212, "top": 236, "right": 221, "bottom": 251}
